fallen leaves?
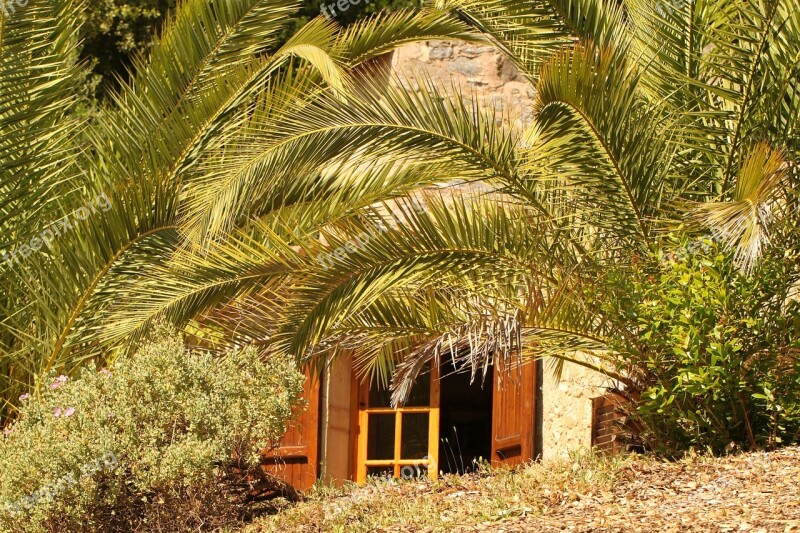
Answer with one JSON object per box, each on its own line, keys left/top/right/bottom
{"left": 251, "top": 446, "right": 800, "bottom": 532}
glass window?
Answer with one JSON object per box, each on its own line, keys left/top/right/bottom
{"left": 405, "top": 372, "right": 431, "bottom": 407}
{"left": 400, "top": 413, "right": 429, "bottom": 459}
{"left": 368, "top": 367, "right": 431, "bottom": 408}
{"left": 358, "top": 364, "right": 439, "bottom": 482}
{"left": 367, "top": 413, "right": 395, "bottom": 460}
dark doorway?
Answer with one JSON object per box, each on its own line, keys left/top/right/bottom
{"left": 437, "top": 362, "right": 493, "bottom": 474}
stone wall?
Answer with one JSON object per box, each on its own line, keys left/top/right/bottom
{"left": 389, "top": 40, "right": 611, "bottom": 459}
{"left": 390, "top": 41, "right": 536, "bottom": 131}
{"left": 541, "top": 362, "right": 611, "bottom": 460}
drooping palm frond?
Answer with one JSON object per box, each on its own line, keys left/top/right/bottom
{"left": 1, "top": 0, "right": 352, "bottom": 411}
{"left": 272, "top": 196, "right": 544, "bottom": 356}
{"left": 340, "top": 7, "right": 485, "bottom": 65}
{"left": 527, "top": 41, "right": 674, "bottom": 245}
{"left": 180, "top": 69, "right": 524, "bottom": 242}
{"left": 697, "top": 0, "right": 800, "bottom": 191}
{"left": 0, "top": 0, "right": 85, "bottom": 235}
{"left": 688, "top": 142, "right": 792, "bottom": 271}
{"left": 5, "top": 0, "right": 800, "bottom": 417}
{"left": 0, "top": 0, "right": 88, "bottom": 415}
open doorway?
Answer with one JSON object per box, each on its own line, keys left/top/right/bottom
{"left": 353, "top": 357, "right": 534, "bottom": 482}
{"left": 437, "top": 362, "right": 493, "bottom": 475}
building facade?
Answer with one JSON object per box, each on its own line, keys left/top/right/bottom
{"left": 264, "top": 41, "right": 613, "bottom": 490}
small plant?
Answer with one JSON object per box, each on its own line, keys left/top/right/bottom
{"left": 590, "top": 234, "right": 800, "bottom": 455}
{"left": 0, "top": 330, "right": 305, "bottom": 532}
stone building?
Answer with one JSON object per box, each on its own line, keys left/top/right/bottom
{"left": 264, "top": 41, "right": 613, "bottom": 490}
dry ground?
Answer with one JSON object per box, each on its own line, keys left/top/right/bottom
{"left": 245, "top": 447, "right": 800, "bottom": 533}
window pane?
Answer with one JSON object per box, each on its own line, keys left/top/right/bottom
{"left": 405, "top": 371, "right": 431, "bottom": 407}
{"left": 400, "top": 413, "right": 429, "bottom": 459}
{"left": 368, "top": 385, "right": 392, "bottom": 408}
{"left": 367, "top": 414, "right": 395, "bottom": 460}
{"left": 369, "top": 366, "right": 431, "bottom": 407}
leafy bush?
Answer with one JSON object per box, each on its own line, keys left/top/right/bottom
{"left": 0, "top": 331, "right": 305, "bottom": 532}
{"left": 592, "top": 234, "right": 800, "bottom": 455}
{"left": 80, "top": 0, "right": 419, "bottom": 97}
{"left": 80, "top": 0, "right": 176, "bottom": 97}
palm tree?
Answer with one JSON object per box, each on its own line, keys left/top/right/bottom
{"left": 108, "top": 0, "right": 799, "bottom": 397}
{"left": 4, "top": 0, "right": 799, "bottom": 423}
{"left": 0, "top": 0, "right": 481, "bottom": 418}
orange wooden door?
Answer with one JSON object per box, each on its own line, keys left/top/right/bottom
{"left": 262, "top": 372, "right": 320, "bottom": 490}
{"left": 355, "top": 366, "right": 439, "bottom": 482}
{"left": 491, "top": 358, "right": 536, "bottom": 467}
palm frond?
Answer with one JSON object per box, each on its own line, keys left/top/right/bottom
{"left": 180, "top": 72, "right": 524, "bottom": 242}
{"left": 688, "top": 142, "right": 791, "bottom": 272}
{"left": 528, "top": 41, "right": 674, "bottom": 244}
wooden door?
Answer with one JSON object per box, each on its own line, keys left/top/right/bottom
{"left": 262, "top": 372, "right": 320, "bottom": 490}
{"left": 491, "top": 358, "right": 536, "bottom": 467}
{"left": 355, "top": 366, "right": 439, "bottom": 482}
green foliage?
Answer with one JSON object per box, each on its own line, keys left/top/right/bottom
{"left": 0, "top": 331, "right": 305, "bottom": 532}
{"left": 592, "top": 235, "right": 800, "bottom": 454}
{"left": 4, "top": 0, "right": 800, "bottom": 460}
{"left": 79, "top": 0, "right": 175, "bottom": 96}
{"left": 79, "top": 0, "right": 419, "bottom": 97}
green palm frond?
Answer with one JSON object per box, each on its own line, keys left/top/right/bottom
{"left": 180, "top": 71, "right": 523, "bottom": 242}
{"left": 0, "top": 0, "right": 85, "bottom": 233}
{"left": 528, "top": 41, "right": 674, "bottom": 244}
{"left": 340, "top": 8, "right": 483, "bottom": 65}
{"left": 107, "top": 0, "right": 301, "bottom": 136}
{"left": 272, "top": 194, "right": 556, "bottom": 358}
{"left": 100, "top": 224, "right": 303, "bottom": 349}
{"left": 4, "top": 0, "right": 800, "bottom": 416}
{"left": 697, "top": 0, "right": 798, "bottom": 191}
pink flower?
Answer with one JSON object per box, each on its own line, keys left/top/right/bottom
{"left": 63, "top": 407, "right": 75, "bottom": 418}
{"left": 50, "top": 375, "right": 68, "bottom": 389}
{"left": 99, "top": 369, "right": 110, "bottom": 376}
{"left": 3, "top": 427, "right": 13, "bottom": 437}
{"left": 53, "top": 407, "right": 62, "bottom": 418}
{"left": 18, "top": 393, "right": 30, "bottom": 401}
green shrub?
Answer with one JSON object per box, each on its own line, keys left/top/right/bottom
{"left": 591, "top": 234, "right": 800, "bottom": 455}
{"left": 0, "top": 331, "right": 305, "bottom": 532}
{"left": 79, "top": 0, "right": 420, "bottom": 98}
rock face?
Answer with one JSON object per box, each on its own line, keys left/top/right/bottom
{"left": 391, "top": 41, "right": 536, "bottom": 132}
{"left": 390, "top": 40, "right": 611, "bottom": 459}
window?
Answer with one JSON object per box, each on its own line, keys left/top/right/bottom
{"left": 355, "top": 366, "right": 439, "bottom": 482}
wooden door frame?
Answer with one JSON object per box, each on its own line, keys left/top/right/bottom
{"left": 353, "top": 367, "right": 440, "bottom": 482}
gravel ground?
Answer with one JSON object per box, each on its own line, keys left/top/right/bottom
{"left": 503, "top": 447, "right": 800, "bottom": 532}
{"left": 250, "top": 447, "right": 800, "bottom": 533}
